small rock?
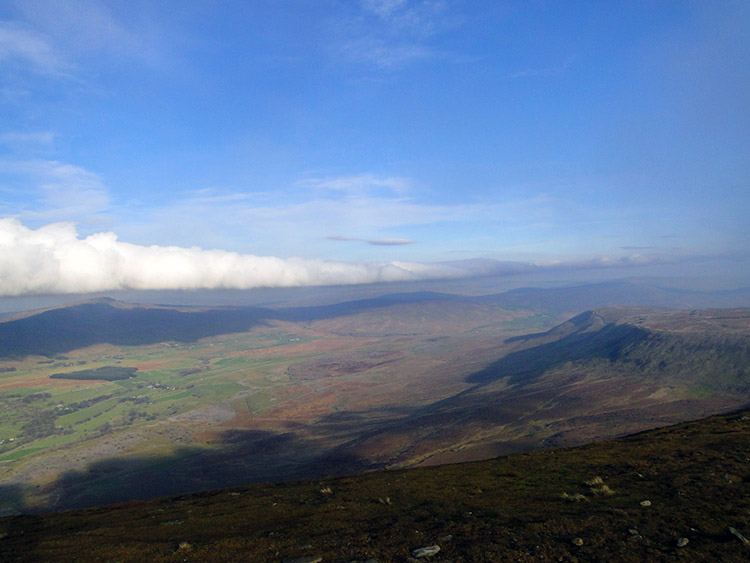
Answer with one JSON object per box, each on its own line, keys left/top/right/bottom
{"left": 628, "top": 528, "right": 640, "bottom": 536}
{"left": 677, "top": 537, "right": 689, "bottom": 548}
{"left": 571, "top": 537, "right": 584, "bottom": 546}
{"left": 640, "top": 500, "right": 652, "bottom": 507}
{"left": 412, "top": 545, "right": 440, "bottom": 558}
{"left": 283, "top": 557, "right": 322, "bottom": 563}
{"left": 728, "top": 526, "right": 750, "bottom": 545}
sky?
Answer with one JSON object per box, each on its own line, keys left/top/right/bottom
{"left": 0, "top": 0, "right": 748, "bottom": 297}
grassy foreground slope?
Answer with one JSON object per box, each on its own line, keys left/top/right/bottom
{"left": 1, "top": 408, "right": 748, "bottom": 562}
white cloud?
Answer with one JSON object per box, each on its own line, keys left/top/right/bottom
{"left": 0, "top": 218, "right": 472, "bottom": 296}
{"left": 0, "top": 219, "right": 682, "bottom": 297}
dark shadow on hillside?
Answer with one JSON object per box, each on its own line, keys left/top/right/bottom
{"left": 0, "top": 302, "right": 274, "bottom": 358}
{"left": 0, "top": 483, "right": 28, "bottom": 516}
{"left": 466, "top": 320, "right": 649, "bottom": 385}
{"left": 14, "top": 427, "right": 369, "bottom": 515}
{"left": 0, "top": 292, "right": 464, "bottom": 358}
{"left": 272, "top": 291, "right": 462, "bottom": 322}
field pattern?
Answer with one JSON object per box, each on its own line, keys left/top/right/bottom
{"left": 1, "top": 295, "right": 748, "bottom": 516}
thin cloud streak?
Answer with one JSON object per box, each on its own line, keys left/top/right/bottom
{"left": 327, "top": 234, "right": 414, "bottom": 246}
{"left": 0, "top": 131, "right": 55, "bottom": 147}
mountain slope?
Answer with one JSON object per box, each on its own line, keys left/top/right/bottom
{"left": 0, "top": 299, "right": 271, "bottom": 358}
{"left": 336, "top": 307, "right": 750, "bottom": 469}
{"left": 1, "top": 299, "right": 748, "bottom": 518}
{"left": 1, "top": 408, "right": 748, "bottom": 562}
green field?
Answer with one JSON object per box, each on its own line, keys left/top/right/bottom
{"left": 0, "top": 325, "right": 310, "bottom": 477}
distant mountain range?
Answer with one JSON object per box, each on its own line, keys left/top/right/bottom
{"left": 2, "top": 279, "right": 749, "bottom": 359}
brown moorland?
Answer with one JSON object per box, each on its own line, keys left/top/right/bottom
{"left": 0, "top": 407, "right": 748, "bottom": 562}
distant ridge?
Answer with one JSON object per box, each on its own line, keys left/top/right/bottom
{"left": 0, "top": 299, "right": 271, "bottom": 358}
{"left": 479, "top": 280, "right": 750, "bottom": 313}
{"left": 1, "top": 280, "right": 749, "bottom": 359}
{"left": 335, "top": 306, "right": 750, "bottom": 471}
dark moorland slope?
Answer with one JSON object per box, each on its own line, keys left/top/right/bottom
{"left": 1, "top": 408, "right": 748, "bottom": 562}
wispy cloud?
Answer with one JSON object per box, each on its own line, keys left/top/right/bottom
{"left": 0, "top": 159, "right": 110, "bottom": 222}
{"left": 0, "top": 21, "right": 72, "bottom": 77}
{"left": 36, "top": 162, "right": 110, "bottom": 217}
{"left": 361, "top": 0, "right": 448, "bottom": 35}
{"left": 333, "top": 0, "right": 454, "bottom": 69}
{"left": 0, "top": 131, "right": 55, "bottom": 147}
{"left": 341, "top": 38, "right": 433, "bottom": 69}
{"left": 115, "top": 174, "right": 571, "bottom": 260}
{"left": 9, "top": 0, "right": 169, "bottom": 68}
{"left": 298, "top": 173, "right": 411, "bottom": 196}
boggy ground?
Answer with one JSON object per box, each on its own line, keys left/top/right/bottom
{"left": 1, "top": 408, "right": 748, "bottom": 562}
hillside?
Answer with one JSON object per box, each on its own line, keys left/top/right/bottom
{"left": 1, "top": 408, "right": 748, "bottom": 562}
{"left": 0, "top": 295, "right": 748, "bottom": 517}
{"left": 336, "top": 307, "right": 750, "bottom": 469}
{"left": 2, "top": 279, "right": 749, "bottom": 359}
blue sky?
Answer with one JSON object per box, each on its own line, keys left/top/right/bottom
{"left": 0, "top": 1, "right": 748, "bottom": 295}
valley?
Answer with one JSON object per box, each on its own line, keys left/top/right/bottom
{"left": 0, "top": 281, "right": 749, "bottom": 515}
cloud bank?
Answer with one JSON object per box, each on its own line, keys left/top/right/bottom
{"left": 0, "top": 219, "right": 473, "bottom": 296}
{"left": 0, "top": 219, "right": 686, "bottom": 297}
